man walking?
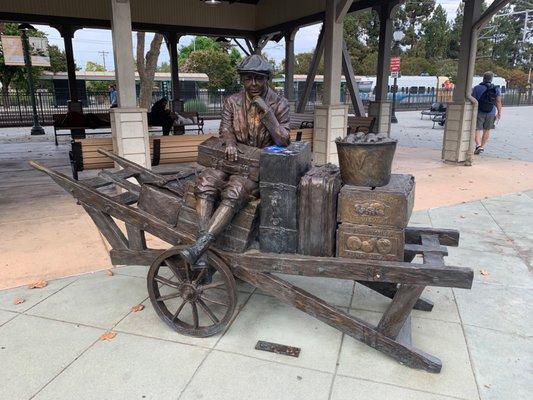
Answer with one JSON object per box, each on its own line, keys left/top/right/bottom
{"left": 472, "top": 71, "right": 502, "bottom": 155}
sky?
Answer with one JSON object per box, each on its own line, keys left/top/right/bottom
{"left": 35, "top": 0, "right": 465, "bottom": 71}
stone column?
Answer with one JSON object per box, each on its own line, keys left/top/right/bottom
{"left": 367, "top": 2, "right": 397, "bottom": 135}
{"left": 167, "top": 31, "right": 183, "bottom": 112}
{"left": 313, "top": 0, "right": 349, "bottom": 164}
{"left": 442, "top": 0, "right": 482, "bottom": 164}
{"left": 109, "top": 0, "right": 150, "bottom": 168}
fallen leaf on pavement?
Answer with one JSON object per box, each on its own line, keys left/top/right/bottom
{"left": 13, "top": 297, "right": 25, "bottom": 305}
{"left": 106, "top": 270, "right": 114, "bottom": 276}
{"left": 28, "top": 280, "right": 48, "bottom": 289}
{"left": 460, "top": 215, "right": 466, "bottom": 219}
{"left": 100, "top": 331, "right": 117, "bottom": 341}
{"left": 131, "top": 304, "right": 145, "bottom": 312}
{"left": 480, "top": 270, "right": 490, "bottom": 276}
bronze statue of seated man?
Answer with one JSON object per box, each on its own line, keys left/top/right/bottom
{"left": 182, "top": 54, "right": 291, "bottom": 265}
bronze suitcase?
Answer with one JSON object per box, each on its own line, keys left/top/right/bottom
{"left": 337, "top": 174, "right": 415, "bottom": 229}
{"left": 336, "top": 223, "right": 404, "bottom": 261}
{"left": 197, "top": 136, "right": 261, "bottom": 181}
{"left": 298, "top": 164, "right": 342, "bottom": 257}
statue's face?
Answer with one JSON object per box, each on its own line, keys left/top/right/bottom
{"left": 242, "top": 73, "right": 268, "bottom": 98}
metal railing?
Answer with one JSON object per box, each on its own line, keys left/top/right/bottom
{"left": 1, "top": 87, "right": 531, "bottom": 128}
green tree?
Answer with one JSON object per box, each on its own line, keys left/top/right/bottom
{"left": 179, "top": 36, "right": 221, "bottom": 65}
{"left": 395, "top": 0, "right": 436, "bottom": 54}
{"left": 85, "top": 61, "right": 109, "bottom": 91}
{"left": 157, "top": 61, "right": 171, "bottom": 73}
{"left": 419, "top": 5, "right": 450, "bottom": 60}
{"left": 344, "top": 10, "right": 380, "bottom": 74}
{"left": 47, "top": 44, "right": 67, "bottom": 72}
{"left": 182, "top": 49, "right": 238, "bottom": 91}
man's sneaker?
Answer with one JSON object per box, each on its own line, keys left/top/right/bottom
{"left": 474, "top": 146, "right": 484, "bottom": 155}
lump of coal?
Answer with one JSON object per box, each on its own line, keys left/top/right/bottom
{"left": 338, "top": 132, "right": 391, "bottom": 144}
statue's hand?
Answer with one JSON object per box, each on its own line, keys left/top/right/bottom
{"left": 252, "top": 97, "right": 269, "bottom": 114}
{"left": 225, "top": 143, "right": 238, "bottom": 162}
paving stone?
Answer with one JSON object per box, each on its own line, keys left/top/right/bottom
{"left": 27, "top": 272, "right": 148, "bottom": 329}
{"left": 0, "top": 309, "right": 18, "bottom": 326}
{"left": 482, "top": 197, "right": 533, "bottom": 235}
{"left": 504, "top": 231, "right": 533, "bottom": 269}
{"left": 446, "top": 247, "right": 532, "bottom": 288}
{"left": 408, "top": 210, "right": 432, "bottom": 227}
{"left": 180, "top": 350, "right": 333, "bottom": 400}
{"left": 0, "top": 276, "right": 76, "bottom": 312}
{"left": 453, "top": 228, "right": 519, "bottom": 256}
{"left": 429, "top": 201, "right": 501, "bottom": 232}
{"left": 0, "top": 314, "right": 102, "bottom": 400}
{"left": 454, "top": 285, "right": 532, "bottom": 337}
{"left": 331, "top": 375, "right": 459, "bottom": 400}
{"left": 261, "top": 274, "right": 354, "bottom": 308}
{"left": 115, "top": 291, "right": 252, "bottom": 348}
{"left": 34, "top": 332, "right": 208, "bottom": 400}
{"left": 111, "top": 264, "right": 149, "bottom": 279}
{"left": 464, "top": 326, "right": 532, "bottom": 400}
{"left": 337, "top": 310, "right": 479, "bottom": 400}
{"left": 216, "top": 293, "right": 343, "bottom": 373}
{"left": 350, "top": 284, "right": 460, "bottom": 323}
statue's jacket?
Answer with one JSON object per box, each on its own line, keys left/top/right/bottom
{"left": 219, "top": 87, "right": 291, "bottom": 149}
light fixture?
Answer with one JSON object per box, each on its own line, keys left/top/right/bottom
{"left": 393, "top": 29, "right": 405, "bottom": 42}
{"left": 203, "top": 0, "right": 222, "bottom": 4}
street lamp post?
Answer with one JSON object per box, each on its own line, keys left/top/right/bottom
{"left": 390, "top": 29, "right": 404, "bottom": 124}
{"left": 18, "top": 23, "right": 45, "bottom": 135}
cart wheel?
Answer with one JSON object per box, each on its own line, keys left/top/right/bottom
{"left": 147, "top": 246, "right": 236, "bottom": 338}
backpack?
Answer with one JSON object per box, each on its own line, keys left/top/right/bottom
{"left": 478, "top": 83, "right": 497, "bottom": 113}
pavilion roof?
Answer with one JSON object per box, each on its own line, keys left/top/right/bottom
{"left": 0, "top": 0, "right": 382, "bottom": 37}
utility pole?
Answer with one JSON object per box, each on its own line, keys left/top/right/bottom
{"left": 98, "top": 50, "right": 109, "bottom": 70}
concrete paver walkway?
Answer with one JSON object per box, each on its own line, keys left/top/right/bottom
{"left": 1, "top": 191, "right": 531, "bottom": 400}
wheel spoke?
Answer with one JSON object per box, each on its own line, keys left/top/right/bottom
{"left": 172, "top": 300, "right": 187, "bottom": 321}
{"left": 192, "top": 268, "right": 207, "bottom": 285}
{"left": 163, "top": 259, "right": 184, "bottom": 283}
{"left": 197, "top": 298, "right": 219, "bottom": 324}
{"left": 199, "top": 281, "right": 226, "bottom": 291}
{"left": 191, "top": 302, "right": 199, "bottom": 328}
{"left": 156, "top": 292, "right": 181, "bottom": 302}
{"left": 154, "top": 275, "right": 180, "bottom": 289}
{"left": 200, "top": 295, "right": 229, "bottom": 307}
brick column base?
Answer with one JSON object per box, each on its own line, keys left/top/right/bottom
{"left": 442, "top": 101, "right": 476, "bottom": 164}
{"left": 313, "top": 104, "right": 349, "bottom": 165}
{"left": 367, "top": 101, "right": 391, "bottom": 135}
{"left": 110, "top": 108, "right": 151, "bottom": 168}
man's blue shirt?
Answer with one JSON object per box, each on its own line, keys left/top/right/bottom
{"left": 472, "top": 83, "right": 501, "bottom": 115}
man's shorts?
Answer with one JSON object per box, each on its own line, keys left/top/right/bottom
{"left": 476, "top": 112, "right": 496, "bottom": 130}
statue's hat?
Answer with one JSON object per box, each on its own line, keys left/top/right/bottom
{"left": 237, "top": 54, "right": 273, "bottom": 77}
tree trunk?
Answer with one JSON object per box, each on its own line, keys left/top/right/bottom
{"left": 136, "top": 32, "right": 164, "bottom": 110}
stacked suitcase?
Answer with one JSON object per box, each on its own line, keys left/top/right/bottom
{"left": 259, "top": 142, "right": 311, "bottom": 253}
{"left": 298, "top": 164, "right": 342, "bottom": 257}
{"left": 336, "top": 174, "right": 415, "bottom": 261}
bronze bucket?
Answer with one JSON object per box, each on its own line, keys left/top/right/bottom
{"left": 336, "top": 139, "right": 397, "bottom": 187}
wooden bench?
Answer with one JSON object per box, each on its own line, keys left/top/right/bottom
{"left": 174, "top": 111, "right": 205, "bottom": 134}
{"left": 290, "top": 112, "right": 314, "bottom": 129}
{"left": 69, "top": 127, "right": 314, "bottom": 180}
{"left": 69, "top": 134, "right": 215, "bottom": 180}
{"left": 54, "top": 112, "right": 166, "bottom": 146}
{"left": 347, "top": 116, "right": 375, "bottom": 134}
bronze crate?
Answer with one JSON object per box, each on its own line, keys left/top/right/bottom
{"left": 337, "top": 174, "right": 415, "bottom": 229}
{"left": 197, "top": 136, "right": 261, "bottom": 181}
{"left": 336, "top": 223, "right": 404, "bottom": 261}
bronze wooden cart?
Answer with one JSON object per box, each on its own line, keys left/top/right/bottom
{"left": 30, "top": 149, "right": 473, "bottom": 374}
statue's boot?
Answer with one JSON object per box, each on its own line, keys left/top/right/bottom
{"left": 191, "top": 197, "right": 215, "bottom": 271}
{"left": 183, "top": 204, "right": 236, "bottom": 284}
